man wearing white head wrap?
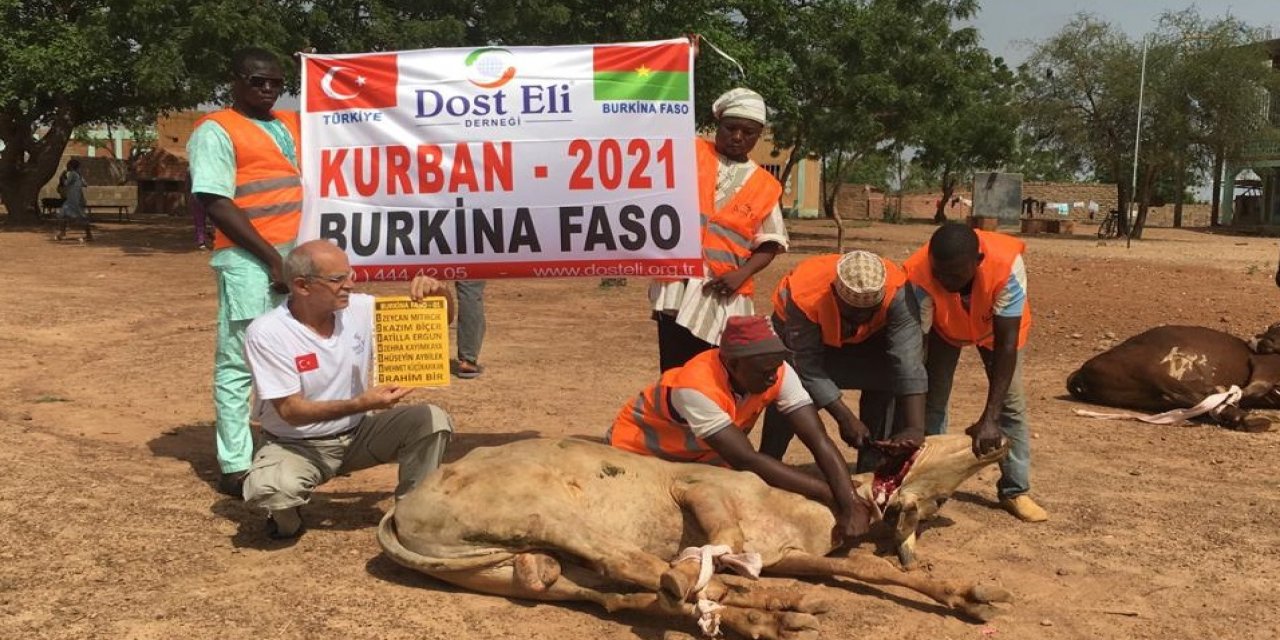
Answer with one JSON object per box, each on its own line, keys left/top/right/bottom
{"left": 649, "top": 87, "right": 788, "bottom": 372}
{"left": 761, "top": 251, "right": 928, "bottom": 473}
{"left": 712, "top": 87, "right": 767, "bottom": 126}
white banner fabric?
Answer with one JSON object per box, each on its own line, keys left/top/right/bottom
{"left": 298, "top": 38, "right": 702, "bottom": 281}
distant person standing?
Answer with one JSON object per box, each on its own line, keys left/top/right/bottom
{"left": 55, "top": 159, "right": 92, "bottom": 242}
{"left": 649, "top": 87, "right": 787, "bottom": 372}
{"left": 188, "top": 47, "right": 302, "bottom": 498}
{"left": 454, "top": 281, "right": 486, "bottom": 379}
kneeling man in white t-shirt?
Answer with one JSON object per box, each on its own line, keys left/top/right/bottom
{"left": 242, "top": 239, "right": 456, "bottom": 539}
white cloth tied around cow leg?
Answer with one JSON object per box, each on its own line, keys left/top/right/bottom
{"left": 1072, "top": 385, "right": 1243, "bottom": 426}
{"left": 671, "top": 544, "right": 764, "bottom": 637}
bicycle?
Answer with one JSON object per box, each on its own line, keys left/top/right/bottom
{"left": 1097, "top": 209, "right": 1125, "bottom": 239}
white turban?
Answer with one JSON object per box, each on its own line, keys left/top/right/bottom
{"left": 712, "top": 88, "right": 767, "bottom": 125}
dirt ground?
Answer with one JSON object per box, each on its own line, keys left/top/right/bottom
{"left": 2, "top": 217, "right": 1278, "bottom": 640}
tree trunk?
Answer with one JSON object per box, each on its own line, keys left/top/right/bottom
{"left": 821, "top": 153, "right": 847, "bottom": 252}
{"left": 776, "top": 131, "right": 805, "bottom": 201}
{"left": 0, "top": 110, "right": 77, "bottom": 226}
{"left": 1209, "top": 149, "right": 1225, "bottom": 227}
{"left": 1129, "top": 165, "right": 1157, "bottom": 240}
{"left": 933, "top": 170, "right": 954, "bottom": 224}
{"left": 1172, "top": 162, "right": 1185, "bottom": 228}
{"left": 823, "top": 187, "right": 846, "bottom": 252}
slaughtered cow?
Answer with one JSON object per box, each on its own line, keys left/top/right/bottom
{"left": 378, "top": 435, "right": 1012, "bottom": 639}
{"left": 1067, "top": 324, "right": 1280, "bottom": 432}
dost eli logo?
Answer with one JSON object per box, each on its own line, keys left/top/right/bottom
{"left": 465, "top": 47, "right": 517, "bottom": 89}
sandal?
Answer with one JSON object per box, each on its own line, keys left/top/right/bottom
{"left": 456, "top": 360, "right": 484, "bottom": 379}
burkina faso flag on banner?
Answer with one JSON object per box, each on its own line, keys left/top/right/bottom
{"left": 593, "top": 42, "right": 690, "bottom": 101}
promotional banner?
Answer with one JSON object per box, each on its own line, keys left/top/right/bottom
{"left": 299, "top": 39, "right": 701, "bottom": 281}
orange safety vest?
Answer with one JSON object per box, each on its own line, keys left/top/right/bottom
{"left": 903, "top": 230, "right": 1032, "bottom": 349}
{"left": 695, "top": 138, "right": 783, "bottom": 296}
{"left": 607, "top": 348, "right": 785, "bottom": 466}
{"left": 197, "top": 109, "right": 303, "bottom": 250}
{"left": 772, "top": 254, "right": 908, "bottom": 348}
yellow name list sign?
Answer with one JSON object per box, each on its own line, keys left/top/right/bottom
{"left": 374, "top": 296, "right": 450, "bottom": 388}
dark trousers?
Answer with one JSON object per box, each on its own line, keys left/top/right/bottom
{"left": 760, "top": 335, "right": 904, "bottom": 473}
{"left": 655, "top": 313, "right": 716, "bottom": 373}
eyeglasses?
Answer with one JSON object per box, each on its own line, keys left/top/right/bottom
{"left": 305, "top": 271, "right": 356, "bottom": 285}
{"left": 240, "top": 74, "right": 285, "bottom": 90}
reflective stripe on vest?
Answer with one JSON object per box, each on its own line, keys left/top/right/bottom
{"left": 772, "top": 254, "right": 907, "bottom": 348}
{"left": 694, "top": 138, "right": 783, "bottom": 296}
{"left": 607, "top": 348, "right": 782, "bottom": 466}
{"left": 198, "top": 109, "right": 303, "bottom": 250}
{"left": 903, "top": 229, "right": 1032, "bottom": 349}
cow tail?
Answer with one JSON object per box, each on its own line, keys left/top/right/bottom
{"left": 1066, "top": 370, "right": 1089, "bottom": 399}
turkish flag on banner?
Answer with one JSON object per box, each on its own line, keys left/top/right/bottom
{"left": 294, "top": 353, "right": 319, "bottom": 373}
{"left": 306, "top": 54, "right": 399, "bottom": 113}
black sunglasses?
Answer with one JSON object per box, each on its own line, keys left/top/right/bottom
{"left": 240, "top": 74, "right": 285, "bottom": 90}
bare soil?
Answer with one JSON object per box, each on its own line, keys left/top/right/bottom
{"left": 2, "top": 217, "right": 1278, "bottom": 640}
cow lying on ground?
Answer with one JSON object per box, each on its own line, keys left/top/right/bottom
{"left": 378, "top": 435, "right": 1012, "bottom": 639}
{"left": 1067, "top": 324, "right": 1280, "bottom": 432}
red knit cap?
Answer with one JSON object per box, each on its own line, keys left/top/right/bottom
{"left": 721, "top": 315, "right": 788, "bottom": 358}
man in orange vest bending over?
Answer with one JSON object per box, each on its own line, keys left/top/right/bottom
{"left": 904, "top": 223, "right": 1047, "bottom": 522}
{"left": 188, "top": 48, "right": 302, "bottom": 497}
{"left": 608, "top": 316, "right": 870, "bottom": 543}
{"left": 649, "top": 88, "right": 787, "bottom": 372}
{"left": 763, "top": 251, "right": 927, "bottom": 472}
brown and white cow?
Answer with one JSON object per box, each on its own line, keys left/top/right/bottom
{"left": 377, "top": 435, "right": 1012, "bottom": 640}
{"left": 1066, "top": 324, "right": 1280, "bottom": 431}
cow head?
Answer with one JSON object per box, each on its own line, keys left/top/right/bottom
{"left": 1248, "top": 322, "right": 1280, "bottom": 354}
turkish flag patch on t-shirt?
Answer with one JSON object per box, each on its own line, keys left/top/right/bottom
{"left": 295, "top": 353, "right": 319, "bottom": 373}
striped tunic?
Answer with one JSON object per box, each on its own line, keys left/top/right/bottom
{"left": 649, "top": 151, "right": 789, "bottom": 344}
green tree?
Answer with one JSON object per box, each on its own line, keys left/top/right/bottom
{"left": 0, "top": 0, "right": 302, "bottom": 224}
{"left": 914, "top": 50, "right": 1018, "bottom": 223}
{"left": 737, "top": 0, "right": 984, "bottom": 247}
{"left": 1020, "top": 11, "right": 1277, "bottom": 237}
{"left": 1020, "top": 15, "right": 1141, "bottom": 233}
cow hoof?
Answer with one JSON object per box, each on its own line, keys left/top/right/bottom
{"left": 719, "top": 607, "right": 820, "bottom": 640}
{"left": 1237, "top": 416, "right": 1273, "bottom": 433}
{"left": 659, "top": 560, "right": 701, "bottom": 603}
{"left": 513, "top": 552, "right": 561, "bottom": 592}
{"left": 959, "top": 584, "right": 1014, "bottom": 621}
{"left": 706, "top": 577, "right": 833, "bottom": 615}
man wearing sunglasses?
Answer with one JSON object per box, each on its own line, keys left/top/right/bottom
{"left": 241, "top": 239, "right": 457, "bottom": 539}
{"left": 188, "top": 47, "right": 303, "bottom": 498}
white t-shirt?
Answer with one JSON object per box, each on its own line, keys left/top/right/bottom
{"left": 670, "top": 362, "right": 813, "bottom": 439}
{"left": 245, "top": 293, "right": 376, "bottom": 439}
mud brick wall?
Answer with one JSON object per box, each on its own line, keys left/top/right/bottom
{"left": 835, "top": 181, "right": 1212, "bottom": 227}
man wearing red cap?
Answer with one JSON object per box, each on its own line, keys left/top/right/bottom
{"left": 608, "top": 316, "right": 869, "bottom": 542}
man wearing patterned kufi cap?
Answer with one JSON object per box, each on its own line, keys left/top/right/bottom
{"left": 648, "top": 87, "right": 788, "bottom": 372}
{"left": 763, "top": 250, "right": 927, "bottom": 473}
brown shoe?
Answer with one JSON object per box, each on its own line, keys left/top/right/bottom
{"left": 1000, "top": 495, "right": 1048, "bottom": 522}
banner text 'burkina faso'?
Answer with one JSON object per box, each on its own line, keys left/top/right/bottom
{"left": 298, "top": 39, "right": 701, "bottom": 281}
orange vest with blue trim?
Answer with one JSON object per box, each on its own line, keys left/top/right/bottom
{"left": 772, "top": 254, "right": 908, "bottom": 348}
{"left": 695, "top": 138, "right": 783, "bottom": 296}
{"left": 903, "top": 230, "right": 1032, "bottom": 349}
{"left": 607, "top": 348, "right": 785, "bottom": 466}
{"left": 198, "top": 109, "right": 302, "bottom": 250}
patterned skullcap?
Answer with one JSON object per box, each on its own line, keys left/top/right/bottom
{"left": 720, "top": 316, "right": 787, "bottom": 358}
{"left": 712, "top": 88, "right": 767, "bottom": 125}
{"left": 835, "top": 251, "right": 886, "bottom": 309}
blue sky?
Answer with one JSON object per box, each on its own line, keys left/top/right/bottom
{"left": 965, "top": 0, "right": 1279, "bottom": 68}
